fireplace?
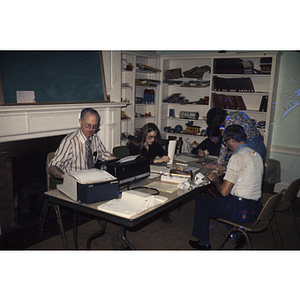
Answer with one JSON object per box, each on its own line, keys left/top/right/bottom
{"left": 0, "top": 135, "right": 65, "bottom": 230}
{"left": 0, "top": 102, "right": 122, "bottom": 232}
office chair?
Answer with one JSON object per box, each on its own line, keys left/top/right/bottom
{"left": 113, "top": 146, "right": 130, "bottom": 158}
{"left": 217, "top": 192, "right": 283, "bottom": 250}
{"left": 39, "top": 152, "right": 68, "bottom": 249}
{"left": 260, "top": 178, "right": 300, "bottom": 249}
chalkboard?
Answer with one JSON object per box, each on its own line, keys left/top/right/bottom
{"left": 0, "top": 51, "right": 107, "bottom": 104}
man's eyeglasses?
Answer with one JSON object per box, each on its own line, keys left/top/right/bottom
{"left": 222, "top": 138, "right": 230, "bottom": 146}
{"left": 84, "top": 123, "right": 98, "bottom": 130}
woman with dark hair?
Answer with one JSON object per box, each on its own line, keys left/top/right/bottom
{"left": 128, "top": 123, "right": 170, "bottom": 164}
{"left": 128, "top": 123, "right": 172, "bottom": 223}
{"left": 206, "top": 108, "right": 266, "bottom": 165}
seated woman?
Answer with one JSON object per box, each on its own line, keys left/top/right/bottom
{"left": 191, "top": 126, "right": 222, "bottom": 157}
{"left": 127, "top": 123, "right": 170, "bottom": 164}
{"left": 127, "top": 123, "right": 172, "bottom": 223}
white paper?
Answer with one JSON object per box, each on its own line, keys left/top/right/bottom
{"left": 17, "top": 91, "right": 35, "bottom": 103}
{"left": 117, "top": 154, "right": 140, "bottom": 163}
{"left": 97, "top": 190, "right": 168, "bottom": 218}
{"left": 167, "top": 140, "right": 176, "bottom": 164}
{"left": 68, "top": 168, "right": 116, "bottom": 184}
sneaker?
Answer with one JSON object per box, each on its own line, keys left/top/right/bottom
{"left": 189, "top": 240, "right": 211, "bottom": 250}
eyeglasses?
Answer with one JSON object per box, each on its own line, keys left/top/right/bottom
{"left": 84, "top": 123, "right": 98, "bottom": 130}
{"left": 147, "top": 135, "right": 157, "bottom": 140}
{"left": 222, "top": 138, "right": 230, "bottom": 146}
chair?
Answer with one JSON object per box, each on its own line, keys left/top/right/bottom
{"left": 260, "top": 178, "right": 300, "bottom": 249}
{"left": 39, "top": 152, "right": 68, "bottom": 249}
{"left": 218, "top": 192, "right": 283, "bottom": 250}
{"left": 113, "top": 146, "right": 130, "bottom": 158}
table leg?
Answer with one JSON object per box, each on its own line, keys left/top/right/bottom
{"left": 38, "top": 199, "right": 68, "bottom": 249}
{"left": 121, "top": 226, "right": 135, "bottom": 250}
{"left": 86, "top": 220, "right": 107, "bottom": 250}
{"left": 52, "top": 204, "right": 68, "bottom": 249}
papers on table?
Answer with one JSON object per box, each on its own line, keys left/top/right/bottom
{"left": 150, "top": 165, "right": 170, "bottom": 175}
{"left": 174, "top": 154, "right": 200, "bottom": 163}
{"left": 97, "top": 190, "right": 168, "bottom": 218}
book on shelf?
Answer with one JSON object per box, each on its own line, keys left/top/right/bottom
{"left": 260, "top": 57, "right": 272, "bottom": 74}
{"left": 183, "top": 65, "right": 211, "bottom": 79}
{"left": 181, "top": 80, "right": 210, "bottom": 88}
{"left": 135, "top": 79, "right": 160, "bottom": 86}
{"left": 136, "top": 63, "right": 161, "bottom": 73}
{"left": 213, "top": 76, "right": 254, "bottom": 92}
{"left": 212, "top": 94, "right": 247, "bottom": 110}
{"left": 163, "top": 79, "right": 183, "bottom": 85}
{"left": 259, "top": 95, "right": 268, "bottom": 112}
{"left": 162, "top": 93, "right": 187, "bottom": 103}
{"left": 214, "top": 58, "right": 244, "bottom": 74}
{"left": 165, "top": 68, "right": 183, "bottom": 79}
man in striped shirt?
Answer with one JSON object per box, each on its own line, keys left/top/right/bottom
{"left": 47, "top": 108, "right": 117, "bottom": 180}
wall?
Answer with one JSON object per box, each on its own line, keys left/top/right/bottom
{"left": 0, "top": 51, "right": 123, "bottom": 231}
{"left": 269, "top": 51, "right": 300, "bottom": 192}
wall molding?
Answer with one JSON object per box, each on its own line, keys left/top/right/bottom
{"left": 0, "top": 102, "right": 122, "bottom": 151}
{"left": 270, "top": 145, "right": 300, "bottom": 156}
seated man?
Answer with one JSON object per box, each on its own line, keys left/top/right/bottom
{"left": 189, "top": 124, "right": 264, "bottom": 250}
{"left": 191, "top": 126, "right": 222, "bottom": 157}
{"left": 47, "top": 107, "right": 117, "bottom": 180}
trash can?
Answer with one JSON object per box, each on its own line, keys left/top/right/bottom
{"left": 262, "top": 159, "right": 281, "bottom": 193}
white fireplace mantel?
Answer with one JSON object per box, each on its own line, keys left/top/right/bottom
{"left": 0, "top": 102, "right": 123, "bottom": 152}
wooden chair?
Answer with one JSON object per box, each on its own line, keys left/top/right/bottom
{"left": 218, "top": 192, "right": 283, "bottom": 250}
{"left": 113, "top": 146, "right": 130, "bottom": 158}
{"left": 260, "top": 178, "right": 300, "bottom": 249}
{"left": 39, "top": 152, "right": 68, "bottom": 249}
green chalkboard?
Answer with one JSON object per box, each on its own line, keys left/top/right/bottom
{"left": 0, "top": 51, "right": 107, "bottom": 104}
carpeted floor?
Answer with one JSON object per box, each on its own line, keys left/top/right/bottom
{"left": 2, "top": 195, "right": 300, "bottom": 251}
{"left": 3, "top": 197, "right": 296, "bottom": 251}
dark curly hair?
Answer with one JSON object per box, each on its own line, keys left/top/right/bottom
{"left": 223, "top": 124, "right": 247, "bottom": 142}
{"left": 206, "top": 108, "right": 227, "bottom": 129}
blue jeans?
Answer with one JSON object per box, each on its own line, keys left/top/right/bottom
{"left": 192, "top": 194, "right": 262, "bottom": 243}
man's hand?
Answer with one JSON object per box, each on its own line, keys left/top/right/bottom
{"left": 47, "top": 166, "right": 64, "bottom": 180}
{"left": 204, "top": 163, "right": 226, "bottom": 173}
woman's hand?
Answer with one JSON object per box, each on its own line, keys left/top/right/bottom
{"left": 154, "top": 155, "right": 170, "bottom": 164}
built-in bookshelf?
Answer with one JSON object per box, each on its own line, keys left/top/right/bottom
{"left": 158, "top": 52, "right": 278, "bottom": 151}
{"left": 120, "top": 52, "right": 161, "bottom": 145}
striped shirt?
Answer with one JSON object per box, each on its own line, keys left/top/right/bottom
{"left": 48, "top": 129, "right": 111, "bottom": 172}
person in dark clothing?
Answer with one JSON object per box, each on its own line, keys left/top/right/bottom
{"left": 191, "top": 126, "right": 222, "bottom": 157}
{"left": 128, "top": 123, "right": 172, "bottom": 223}
{"left": 127, "top": 123, "right": 170, "bottom": 164}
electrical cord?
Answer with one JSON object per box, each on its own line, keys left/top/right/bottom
{"left": 127, "top": 183, "right": 159, "bottom": 195}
